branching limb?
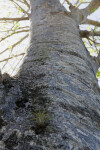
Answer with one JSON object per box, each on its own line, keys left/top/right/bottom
{"left": 23, "top": 0, "right": 30, "bottom": 9}
{"left": 77, "top": 1, "right": 90, "bottom": 8}
{"left": 75, "top": 0, "right": 80, "bottom": 6}
{"left": 15, "top": 0, "right": 30, "bottom": 9}
{"left": 0, "top": 34, "right": 29, "bottom": 55}
{"left": 80, "top": 30, "right": 100, "bottom": 37}
{"left": 65, "top": 0, "right": 76, "bottom": 9}
{"left": 0, "top": 29, "right": 29, "bottom": 42}
{"left": 0, "top": 53, "right": 25, "bottom": 63}
{"left": 88, "top": 37, "right": 100, "bottom": 45}
{"left": 0, "top": 17, "right": 29, "bottom": 21}
{"left": 80, "top": 0, "right": 100, "bottom": 22}
{"left": 82, "top": 19, "right": 100, "bottom": 27}
{"left": 10, "top": 0, "right": 29, "bottom": 16}
{"left": 0, "top": 26, "right": 29, "bottom": 32}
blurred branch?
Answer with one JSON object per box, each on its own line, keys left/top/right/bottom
{"left": 23, "top": 0, "right": 30, "bottom": 9}
{"left": 75, "top": 0, "right": 80, "bottom": 6}
{"left": 82, "top": 19, "right": 100, "bottom": 27}
{"left": 13, "top": 0, "right": 30, "bottom": 9}
{"left": 80, "top": 30, "right": 100, "bottom": 37}
{"left": 77, "top": 2, "right": 90, "bottom": 8}
{"left": 10, "top": 0, "right": 30, "bottom": 16}
{"left": 0, "top": 26, "right": 29, "bottom": 32}
{"left": 0, "top": 17, "right": 29, "bottom": 21}
{"left": 0, "top": 53, "right": 25, "bottom": 63}
{"left": 0, "top": 29, "right": 29, "bottom": 42}
{"left": 80, "top": 0, "right": 100, "bottom": 19}
{"left": 88, "top": 37, "right": 100, "bottom": 45}
{"left": 65, "top": 0, "right": 75, "bottom": 9}
{"left": 0, "top": 34, "right": 29, "bottom": 55}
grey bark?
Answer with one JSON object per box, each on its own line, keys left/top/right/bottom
{"left": 0, "top": 0, "right": 100, "bottom": 150}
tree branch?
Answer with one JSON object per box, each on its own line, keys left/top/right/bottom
{"left": 80, "top": 0, "right": 100, "bottom": 19}
{"left": 0, "top": 29, "right": 29, "bottom": 42}
{"left": 65, "top": 0, "right": 75, "bottom": 9}
{"left": 10, "top": 0, "right": 30, "bottom": 16}
{"left": 23, "top": 0, "right": 30, "bottom": 9}
{"left": 0, "top": 17, "right": 29, "bottom": 21}
{"left": 0, "top": 26, "right": 29, "bottom": 32}
{"left": 75, "top": 0, "right": 80, "bottom": 6}
{"left": 0, "top": 34, "right": 29, "bottom": 55}
{"left": 80, "top": 30, "right": 100, "bottom": 38}
{"left": 82, "top": 19, "right": 100, "bottom": 27}
{"left": 0, "top": 53, "right": 25, "bottom": 63}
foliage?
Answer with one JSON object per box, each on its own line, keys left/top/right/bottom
{"left": 96, "top": 69, "right": 100, "bottom": 79}
{"left": 32, "top": 109, "right": 51, "bottom": 127}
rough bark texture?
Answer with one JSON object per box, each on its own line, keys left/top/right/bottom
{"left": 0, "top": 0, "right": 100, "bottom": 150}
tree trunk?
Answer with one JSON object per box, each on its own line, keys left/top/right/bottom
{"left": 0, "top": 0, "right": 100, "bottom": 150}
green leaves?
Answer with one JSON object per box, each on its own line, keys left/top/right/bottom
{"left": 96, "top": 70, "right": 100, "bottom": 79}
{"left": 91, "top": 7, "right": 96, "bottom": 13}
{"left": 32, "top": 109, "right": 51, "bottom": 126}
{"left": 17, "top": 7, "right": 24, "bottom": 13}
{"left": 14, "top": 22, "right": 20, "bottom": 31}
{"left": 79, "top": 0, "right": 85, "bottom": 2}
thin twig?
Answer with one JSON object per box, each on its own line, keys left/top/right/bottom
{"left": 11, "top": 0, "right": 29, "bottom": 16}
{"left": 0, "top": 29, "right": 29, "bottom": 42}
{"left": 0, "top": 53, "right": 25, "bottom": 62}
{"left": 0, "top": 34, "right": 29, "bottom": 55}
{"left": 0, "top": 17, "right": 29, "bottom": 21}
{"left": 23, "top": 0, "right": 30, "bottom": 9}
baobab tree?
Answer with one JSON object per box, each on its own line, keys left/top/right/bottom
{"left": 0, "top": 0, "right": 100, "bottom": 150}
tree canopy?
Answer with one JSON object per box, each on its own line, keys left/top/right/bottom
{"left": 0, "top": 0, "right": 100, "bottom": 77}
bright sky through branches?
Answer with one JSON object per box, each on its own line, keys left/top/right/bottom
{"left": 0, "top": 0, "right": 30, "bottom": 76}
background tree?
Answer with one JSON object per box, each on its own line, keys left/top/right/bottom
{"left": 0, "top": 0, "right": 100, "bottom": 150}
